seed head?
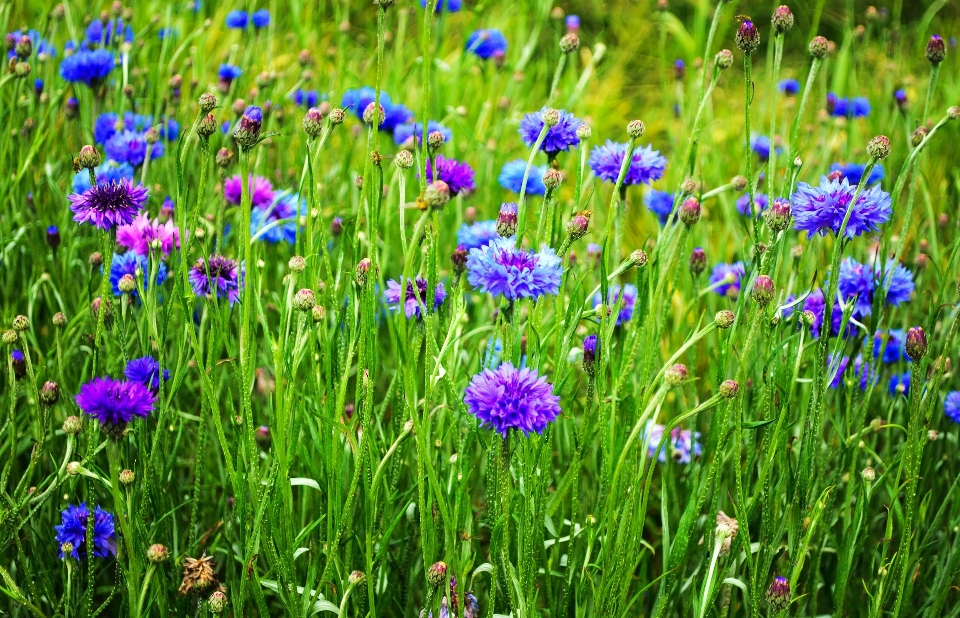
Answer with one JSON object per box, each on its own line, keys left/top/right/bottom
{"left": 905, "top": 326, "right": 927, "bottom": 360}
{"left": 808, "top": 36, "right": 829, "bottom": 58}
{"left": 626, "top": 119, "right": 645, "bottom": 139}
{"left": 736, "top": 19, "right": 760, "bottom": 53}
{"left": 866, "top": 135, "right": 891, "bottom": 160}
{"left": 771, "top": 6, "right": 794, "bottom": 33}
{"left": 719, "top": 380, "right": 739, "bottom": 399}
{"left": 752, "top": 275, "right": 775, "bottom": 307}
{"left": 715, "top": 310, "right": 735, "bottom": 329}
{"left": 679, "top": 197, "right": 701, "bottom": 227}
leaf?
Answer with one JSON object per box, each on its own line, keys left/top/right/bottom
{"left": 290, "top": 478, "right": 321, "bottom": 491}
{"left": 743, "top": 419, "right": 776, "bottom": 430}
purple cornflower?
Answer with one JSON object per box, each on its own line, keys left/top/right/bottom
{"left": 426, "top": 156, "right": 475, "bottom": 195}
{"left": 393, "top": 121, "right": 453, "bottom": 146}
{"left": 55, "top": 503, "right": 116, "bottom": 560}
{"left": 778, "top": 79, "right": 800, "bottom": 95}
{"left": 341, "top": 87, "right": 413, "bottom": 132}
{"left": 251, "top": 193, "right": 305, "bottom": 244}
{"left": 520, "top": 108, "right": 582, "bottom": 155}
{"left": 189, "top": 255, "right": 244, "bottom": 306}
{"left": 109, "top": 252, "right": 167, "bottom": 297}
{"left": 294, "top": 89, "right": 319, "bottom": 108}
{"left": 116, "top": 211, "right": 181, "bottom": 257}
{"left": 593, "top": 284, "right": 638, "bottom": 325}
{"left": 384, "top": 277, "right": 446, "bottom": 319}
{"left": 420, "top": 0, "right": 462, "bottom": 11}
{"left": 463, "top": 362, "right": 561, "bottom": 436}
{"left": 589, "top": 141, "right": 667, "bottom": 185}
{"left": 69, "top": 178, "right": 149, "bottom": 230}
{"left": 829, "top": 163, "right": 884, "bottom": 186}
{"left": 498, "top": 160, "right": 547, "bottom": 195}
{"left": 457, "top": 220, "right": 500, "bottom": 251}
{"left": 750, "top": 135, "right": 781, "bottom": 161}
{"left": 84, "top": 18, "right": 130, "bottom": 47}
{"left": 465, "top": 29, "right": 507, "bottom": 60}
{"left": 791, "top": 175, "right": 892, "bottom": 238}
{"left": 644, "top": 420, "right": 702, "bottom": 464}
{"left": 225, "top": 10, "right": 248, "bottom": 29}
{"left": 644, "top": 189, "right": 674, "bottom": 224}
{"left": 945, "top": 391, "right": 960, "bottom": 424}
{"left": 59, "top": 48, "right": 114, "bottom": 86}
{"left": 566, "top": 15, "right": 580, "bottom": 32}
{"left": 224, "top": 174, "right": 275, "bottom": 207}
{"left": 801, "top": 289, "right": 845, "bottom": 338}
{"left": 708, "top": 261, "right": 745, "bottom": 298}
{"left": 252, "top": 9, "right": 270, "bottom": 28}
{"left": 11, "top": 350, "right": 25, "bottom": 380}
{"left": 466, "top": 238, "right": 562, "bottom": 301}
{"left": 736, "top": 193, "right": 769, "bottom": 217}
{"left": 889, "top": 373, "right": 910, "bottom": 397}
{"left": 828, "top": 354, "right": 851, "bottom": 389}
{"left": 124, "top": 356, "right": 170, "bottom": 393}
{"left": 71, "top": 159, "right": 134, "bottom": 194}
{"left": 76, "top": 377, "right": 156, "bottom": 431}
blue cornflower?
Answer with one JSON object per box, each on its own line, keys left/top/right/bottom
{"left": 519, "top": 107, "right": 581, "bottom": 154}
{"left": 60, "top": 48, "right": 115, "bottom": 86}
{"left": 55, "top": 503, "right": 116, "bottom": 560}
{"left": 466, "top": 238, "right": 562, "bottom": 301}
{"left": 778, "top": 79, "right": 800, "bottom": 95}
{"left": 736, "top": 193, "right": 769, "bottom": 217}
{"left": 294, "top": 89, "right": 319, "bottom": 108}
{"left": 6, "top": 29, "right": 56, "bottom": 59}
{"left": 945, "top": 391, "right": 960, "bottom": 424}
{"left": 589, "top": 141, "right": 667, "bottom": 185}
{"left": 225, "top": 10, "right": 248, "bottom": 29}
{"left": 159, "top": 118, "right": 180, "bottom": 142}
{"left": 889, "top": 373, "right": 910, "bottom": 397}
{"left": 837, "top": 257, "right": 914, "bottom": 316}
{"left": 384, "top": 277, "right": 446, "bottom": 319}
{"left": 645, "top": 189, "right": 674, "bottom": 224}
{"left": 871, "top": 329, "right": 906, "bottom": 363}
{"left": 566, "top": 15, "right": 580, "bottom": 31}
{"left": 71, "top": 159, "right": 135, "bottom": 194}
{"left": 252, "top": 9, "right": 270, "bottom": 28}
{"left": 465, "top": 29, "right": 507, "bottom": 60}
{"left": 75, "top": 377, "right": 156, "bottom": 431}
{"left": 593, "top": 284, "right": 638, "bottom": 325}
{"left": 791, "top": 175, "right": 892, "bottom": 238}
{"left": 708, "top": 261, "right": 745, "bottom": 298}
{"left": 853, "top": 355, "right": 879, "bottom": 391}
{"left": 457, "top": 221, "right": 500, "bottom": 251}
{"left": 85, "top": 19, "right": 130, "bottom": 47}
{"left": 94, "top": 112, "right": 119, "bottom": 144}
{"left": 750, "top": 135, "right": 781, "bottom": 161}
{"left": 251, "top": 193, "right": 305, "bottom": 244}
{"left": 218, "top": 64, "right": 242, "bottom": 83}
{"left": 464, "top": 363, "right": 561, "bottom": 436}
{"left": 829, "top": 162, "right": 884, "bottom": 186}
{"left": 420, "top": 0, "right": 463, "bottom": 11}
{"left": 498, "top": 160, "right": 547, "bottom": 195}
{"left": 109, "top": 252, "right": 167, "bottom": 297}
{"left": 104, "top": 130, "right": 163, "bottom": 167}
{"left": 393, "top": 121, "right": 453, "bottom": 146}
{"left": 124, "top": 356, "right": 170, "bottom": 393}
{"left": 426, "top": 156, "right": 475, "bottom": 195}
{"left": 189, "top": 255, "right": 244, "bottom": 306}
{"left": 341, "top": 87, "right": 412, "bottom": 132}
{"left": 828, "top": 93, "right": 871, "bottom": 118}
{"left": 644, "top": 421, "right": 702, "bottom": 464}
{"left": 801, "top": 289, "right": 848, "bottom": 339}
{"left": 828, "top": 354, "right": 851, "bottom": 389}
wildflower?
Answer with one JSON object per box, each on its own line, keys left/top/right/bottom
{"left": 496, "top": 203, "right": 519, "bottom": 237}
{"left": 457, "top": 221, "right": 500, "bottom": 251}
{"left": 690, "top": 248, "right": 707, "bottom": 275}
{"left": 75, "top": 377, "right": 156, "bottom": 435}
{"left": 829, "top": 162, "right": 884, "bottom": 186}
{"left": 233, "top": 105, "right": 263, "bottom": 148}
{"left": 420, "top": 0, "right": 462, "bottom": 11}
{"left": 871, "top": 329, "right": 905, "bottom": 363}
{"left": 384, "top": 277, "right": 446, "bottom": 319}
{"left": 55, "top": 503, "right": 116, "bottom": 559}
{"left": 791, "top": 175, "right": 892, "bottom": 238}
{"left": 926, "top": 34, "right": 946, "bottom": 65}
{"left": 225, "top": 10, "right": 248, "bottom": 29}
{"left": 828, "top": 354, "right": 851, "bottom": 389}
{"left": 582, "top": 335, "right": 598, "bottom": 376}
{"left": 218, "top": 63, "right": 242, "bottom": 88}
{"left": 189, "top": 255, "right": 245, "bottom": 306}
{"left": 465, "top": 29, "right": 507, "bottom": 59}
{"left": 836, "top": 257, "right": 914, "bottom": 316}
{"left": 709, "top": 261, "right": 745, "bottom": 298}
{"left": 750, "top": 135, "right": 781, "bottom": 161}
{"left": 124, "top": 356, "right": 169, "bottom": 393}
{"left": 827, "top": 93, "right": 871, "bottom": 118}
{"left": 224, "top": 174, "right": 275, "bottom": 208}
{"left": 589, "top": 140, "right": 667, "bottom": 186}
{"left": 519, "top": 107, "right": 582, "bottom": 156}
{"left": 801, "top": 289, "right": 845, "bottom": 338}
{"left": 765, "top": 198, "right": 792, "bottom": 232}
{"left": 84, "top": 18, "right": 130, "bottom": 46}
{"left": 464, "top": 362, "right": 561, "bottom": 436}
{"left": 147, "top": 544, "right": 169, "bottom": 563}
{"left": 889, "top": 373, "right": 910, "bottom": 397}
{"left": 179, "top": 554, "right": 221, "bottom": 595}
{"left": 752, "top": 275, "right": 775, "bottom": 307}
{"left": 116, "top": 212, "right": 180, "bottom": 257}
{"left": 498, "top": 160, "right": 547, "bottom": 195}
{"left": 11, "top": 350, "right": 26, "bottom": 379}
{"left": 736, "top": 192, "right": 769, "bottom": 217}
{"left": 644, "top": 420, "right": 702, "bottom": 464}
{"left": 69, "top": 178, "right": 149, "bottom": 230}
{"left": 251, "top": 193, "right": 305, "bottom": 244}
{"left": 394, "top": 120, "right": 452, "bottom": 146}
{"left": 645, "top": 189, "right": 674, "bottom": 224}
{"left": 104, "top": 130, "right": 163, "bottom": 166}
{"left": 109, "top": 252, "right": 167, "bottom": 297}
{"left": 252, "top": 9, "right": 270, "bottom": 28}
{"left": 778, "top": 79, "right": 800, "bottom": 95}
{"left": 341, "top": 87, "right": 412, "bottom": 132}
{"left": 426, "top": 156, "right": 476, "bottom": 195}
{"left": 466, "top": 238, "right": 562, "bottom": 301}
{"left": 665, "top": 364, "right": 688, "bottom": 386}
{"left": 766, "top": 576, "right": 791, "bottom": 612}
{"left": 40, "top": 381, "right": 60, "bottom": 405}
{"left": 945, "top": 391, "right": 960, "bottom": 424}
{"left": 59, "top": 48, "right": 114, "bottom": 86}
{"left": 593, "top": 284, "right": 638, "bottom": 325}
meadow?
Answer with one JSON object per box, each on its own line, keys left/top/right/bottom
{"left": 1, "top": 0, "right": 960, "bottom": 616}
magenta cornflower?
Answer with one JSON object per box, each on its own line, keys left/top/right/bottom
{"left": 75, "top": 377, "right": 156, "bottom": 434}
{"left": 426, "top": 155, "right": 476, "bottom": 195}
{"left": 224, "top": 174, "right": 276, "bottom": 208}
{"left": 116, "top": 211, "right": 181, "bottom": 256}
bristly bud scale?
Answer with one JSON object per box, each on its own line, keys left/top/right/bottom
{"left": 926, "top": 34, "right": 946, "bottom": 65}
{"left": 715, "top": 310, "right": 735, "bottom": 329}
{"left": 497, "top": 202, "right": 518, "bottom": 237}
{"left": 424, "top": 180, "right": 451, "bottom": 209}
{"left": 689, "top": 247, "right": 707, "bottom": 275}
{"left": 808, "top": 36, "right": 829, "bottom": 58}
{"left": 679, "top": 197, "right": 701, "bottom": 226}
{"left": 771, "top": 6, "right": 794, "bottom": 33}
{"left": 395, "top": 150, "right": 413, "bottom": 169}
{"left": 302, "top": 107, "right": 323, "bottom": 138}
{"left": 566, "top": 210, "right": 592, "bottom": 241}
{"left": 77, "top": 145, "right": 101, "bottom": 170}
{"left": 631, "top": 249, "right": 648, "bottom": 267}
{"left": 40, "top": 381, "right": 60, "bottom": 405}
{"left": 427, "top": 561, "right": 447, "bottom": 587}
{"left": 764, "top": 198, "right": 792, "bottom": 232}
{"left": 626, "top": 119, "right": 645, "bottom": 139}
{"left": 542, "top": 108, "right": 561, "bottom": 127}
{"left": 542, "top": 168, "right": 563, "bottom": 190}
{"left": 293, "top": 289, "right": 316, "bottom": 311}
{"left": 866, "top": 135, "right": 890, "bottom": 160}
{"left": 576, "top": 124, "right": 592, "bottom": 140}
{"left": 198, "top": 92, "right": 217, "bottom": 112}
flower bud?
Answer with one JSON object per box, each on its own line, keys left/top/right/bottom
{"left": 40, "top": 381, "right": 60, "bottom": 405}
{"left": 808, "top": 36, "right": 829, "bottom": 58}
{"left": 208, "top": 591, "right": 227, "bottom": 614}
{"left": 288, "top": 256, "right": 306, "bottom": 273}
{"left": 497, "top": 202, "right": 519, "bottom": 237}
{"left": 631, "top": 249, "right": 648, "bottom": 267}
{"left": 12, "top": 315, "right": 28, "bottom": 332}
{"left": 689, "top": 247, "right": 706, "bottom": 275}
{"left": 715, "top": 511, "right": 738, "bottom": 555}
{"left": 198, "top": 92, "right": 218, "bottom": 112}
{"left": 147, "top": 543, "right": 169, "bottom": 563}
{"left": 926, "top": 34, "right": 946, "bottom": 65}
{"left": 452, "top": 246, "right": 469, "bottom": 275}
{"left": 1, "top": 330, "right": 15, "bottom": 346}
{"left": 293, "top": 289, "right": 316, "bottom": 311}
{"left": 582, "top": 335, "right": 598, "bottom": 377}
{"left": 392, "top": 150, "right": 413, "bottom": 171}
{"left": 715, "top": 49, "right": 734, "bottom": 69}
{"left": 542, "top": 168, "right": 563, "bottom": 190}
{"left": 542, "top": 108, "right": 561, "bottom": 127}
{"left": 566, "top": 210, "right": 591, "bottom": 241}
{"left": 665, "top": 363, "right": 688, "bottom": 386}
{"left": 144, "top": 127, "right": 159, "bottom": 144}
{"left": 197, "top": 113, "right": 217, "bottom": 138}
{"left": 715, "top": 310, "right": 735, "bottom": 329}
{"left": 66, "top": 462, "right": 81, "bottom": 476}
{"left": 300, "top": 107, "right": 323, "bottom": 139}
{"left": 14, "top": 61, "right": 30, "bottom": 78}
{"left": 427, "top": 130, "right": 446, "bottom": 151}
{"left": 866, "top": 135, "right": 891, "bottom": 160}
{"left": 118, "top": 274, "right": 136, "bottom": 294}
{"left": 736, "top": 19, "right": 760, "bottom": 53}
{"left": 119, "top": 469, "right": 135, "bottom": 485}
{"left": 861, "top": 467, "right": 876, "bottom": 482}
{"left": 910, "top": 126, "right": 927, "bottom": 147}
{"left": 63, "top": 415, "right": 82, "bottom": 434}
{"left": 948, "top": 106, "right": 960, "bottom": 121}
{"left": 626, "top": 119, "right": 645, "bottom": 139}
{"left": 752, "top": 275, "right": 775, "bottom": 307}
{"left": 766, "top": 576, "right": 791, "bottom": 612}
{"left": 331, "top": 217, "right": 343, "bottom": 236}
{"left": 576, "top": 124, "right": 592, "bottom": 140}
{"left": 427, "top": 561, "right": 447, "bottom": 587}
{"left": 233, "top": 105, "right": 263, "bottom": 149}
{"left": 905, "top": 326, "right": 927, "bottom": 360}
{"left": 15, "top": 35, "right": 32, "bottom": 59}
{"left": 424, "top": 180, "right": 451, "bottom": 209}
{"left": 719, "top": 380, "right": 739, "bottom": 398}
{"left": 216, "top": 147, "right": 234, "bottom": 168}
{"left": 312, "top": 305, "right": 326, "bottom": 324}
{"left": 559, "top": 32, "right": 580, "bottom": 53}
{"left": 77, "top": 145, "right": 101, "bottom": 170}
{"left": 355, "top": 258, "right": 372, "bottom": 286}
{"left": 771, "top": 6, "right": 794, "bottom": 33}
{"left": 764, "top": 198, "right": 792, "bottom": 232}
{"left": 349, "top": 570, "right": 366, "bottom": 586}
{"left": 679, "top": 197, "right": 700, "bottom": 226}
{"left": 329, "top": 108, "right": 346, "bottom": 125}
